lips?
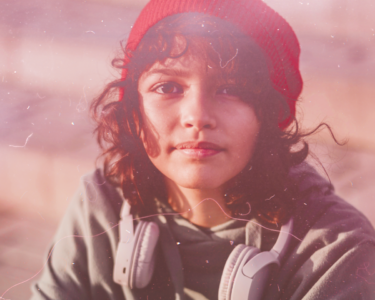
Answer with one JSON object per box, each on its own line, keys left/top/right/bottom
{"left": 174, "top": 141, "right": 223, "bottom": 158}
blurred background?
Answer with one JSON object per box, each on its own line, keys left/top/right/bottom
{"left": 0, "top": 0, "right": 374, "bottom": 298}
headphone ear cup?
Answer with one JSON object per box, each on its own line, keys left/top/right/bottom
{"left": 218, "top": 244, "right": 260, "bottom": 300}
{"left": 130, "top": 221, "right": 160, "bottom": 289}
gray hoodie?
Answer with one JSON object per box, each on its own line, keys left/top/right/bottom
{"left": 30, "top": 163, "right": 375, "bottom": 300}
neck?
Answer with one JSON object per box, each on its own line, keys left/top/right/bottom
{"left": 164, "top": 178, "right": 232, "bottom": 228}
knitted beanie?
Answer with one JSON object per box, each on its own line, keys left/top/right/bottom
{"left": 123, "top": 0, "right": 302, "bottom": 128}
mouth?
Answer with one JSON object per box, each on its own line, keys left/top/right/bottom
{"left": 174, "top": 141, "right": 223, "bottom": 158}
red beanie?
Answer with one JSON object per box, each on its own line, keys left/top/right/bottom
{"left": 122, "top": 0, "right": 303, "bottom": 128}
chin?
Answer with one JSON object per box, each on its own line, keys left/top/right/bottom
{"left": 174, "top": 172, "right": 227, "bottom": 190}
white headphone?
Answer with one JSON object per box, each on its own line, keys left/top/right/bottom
{"left": 113, "top": 201, "right": 293, "bottom": 299}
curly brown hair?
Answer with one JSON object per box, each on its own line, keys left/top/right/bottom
{"left": 90, "top": 13, "right": 334, "bottom": 225}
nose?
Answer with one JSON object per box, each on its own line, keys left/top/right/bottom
{"left": 180, "top": 88, "right": 217, "bottom": 131}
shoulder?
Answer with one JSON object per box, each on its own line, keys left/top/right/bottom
{"left": 288, "top": 162, "right": 375, "bottom": 243}
{"left": 57, "top": 169, "right": 124, "bottom": 245}
{"left": 30, "top": 169, "right": 127, "bottom": 300}
{"left": 271, "top": 162, "right": 375, "bottom": 299}
{"left": 79, "top": 169, "right": 124, "bottom": 216}
{"left": 62, "top": 169, "right": 126, "bottom": 286}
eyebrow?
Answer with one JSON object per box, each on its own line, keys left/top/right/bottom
{"left": 145, "top": 68, "right": 191, "bottom": 78}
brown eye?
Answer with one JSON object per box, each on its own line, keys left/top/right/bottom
{"left": 155, "top": 83, "right": 182, "bottom": 94}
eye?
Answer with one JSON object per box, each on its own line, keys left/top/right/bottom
{"left": 154, "top": 82, "right": 183, "bottom": 94}
{"left": 217, "top": 86, "right": 240, "bottom": 97}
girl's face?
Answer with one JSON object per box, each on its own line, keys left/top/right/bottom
{"left": 138, "top": 50, "right": 260, "bottom": 191}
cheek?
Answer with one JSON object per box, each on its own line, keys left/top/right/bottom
{"left": 227, "top": 107, "right": 260, "bottom": 156}
{"left": 140, "top": 104, "right": 177, "bottom": 158}
{"left": 141, "top": 95, "right": 175, "bottom": 131}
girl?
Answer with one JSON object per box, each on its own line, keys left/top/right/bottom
{"left": 31, "top": 0, "right": 375, "bottom": 299}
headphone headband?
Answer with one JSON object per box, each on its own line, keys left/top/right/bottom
{"left": 271, "top": 218, "right": 294, "bottom": 259}
{"left": 120, "top": 201, "right": 131, "bottom": 219}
